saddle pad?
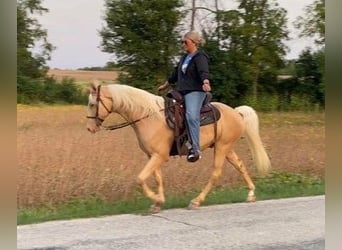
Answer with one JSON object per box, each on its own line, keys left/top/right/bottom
{"left": 199, "top": 104, "right": 221, "bottom": 126}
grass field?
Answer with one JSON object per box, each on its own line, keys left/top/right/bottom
{"left": 17, "top": 70, "right": 325, "bottom": 223}
{"left": 47, "top": 69, "right": 119, "bottom": 85}
{"left": 17, "top": 104, "right": 325, "bottom": 209}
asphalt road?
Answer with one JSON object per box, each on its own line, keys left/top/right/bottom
{"left": 17, "top": 195, "right": 325, "bottom": 250}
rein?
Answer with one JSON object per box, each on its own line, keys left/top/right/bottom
{"left": 87, "top": 84, "right": 165, "bottom": 131}
{"left": 102, "top": 113, "right": 158, "bottom": 130}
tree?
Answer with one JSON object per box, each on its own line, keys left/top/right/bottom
{"left": 17, "top": 0, "right": 54, "bottom": 103}
{"left": 295, "top": 48, "right": 324, "bottom": 107}
{"left": 202, "top": 28, "right": 249, "bottom": 106}
{"left": 213, "top": 0, "right": 288, "bottom": 101}
{"left": 275, "top": 60, "right": 298, "bottom": 111}
{"left": 294, "top": 0, "right": 325, "bottom": 46}
{"left": 17, "top": 0, "right": 53, "bottom": 80}
{"left": 100, "top": 0, "right": 183, "bottom": 92}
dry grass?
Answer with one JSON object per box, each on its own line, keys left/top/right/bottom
{"left": 47, "top": 69, "right": 119, "bottom": 84}
{"left": 17, "top": 104, "right": 325, "bottom": 208}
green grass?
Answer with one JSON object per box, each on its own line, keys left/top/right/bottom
{"left": 17, "top": 171, "right": 324, "bottom": 225}
{"left": 260, "top": 112, "right": 325, "bottom": 126}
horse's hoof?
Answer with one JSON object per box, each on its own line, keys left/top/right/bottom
{"left": 188, "top": 201, "right": 200, "bottom": 210}
{"left": 149, "top": 204, "right": 162, "bottom": 214}
{"left": 247, "top": 195, "right": 256, "bottom": 202}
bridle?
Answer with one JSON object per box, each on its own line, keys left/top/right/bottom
{"left": 86, "top": 84, "right": 164, "bottom": 130}
{"left": 86, "top": 85, "right": 112, "bottom": 126}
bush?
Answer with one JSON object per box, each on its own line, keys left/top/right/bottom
{"left": 242, "top": 94, "right": 324, "bottom": 112}
{"left": 17, "top": 76, "right": 45, "bottom": 104}
{"left": 288, "top": 95, "right": 323, "bottom": 112}
{"left": 243, "top": 94, "right": 278, "bottom": 112}
{"left": 55, "top": 78, "right": 87, "bottom": 104}
{"left": 17, "top": 76, "right": 88, "bottom": 105}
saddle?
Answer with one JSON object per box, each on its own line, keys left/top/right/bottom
{"left": 164, "top": 90, "right": 221, "bottom": 156}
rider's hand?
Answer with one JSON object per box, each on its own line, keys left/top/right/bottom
{"left": 158, "top": 81, "right": 170, "bottom": 91}
{"left": 202, "top": 79, "right": 211, "bottom": 92}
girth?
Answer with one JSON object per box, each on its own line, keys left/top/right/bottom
{"left": 163, "top": 90, "right": 221, "bottom": 156}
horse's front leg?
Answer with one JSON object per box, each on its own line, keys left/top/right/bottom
{"left": 147, "top": 168, "right": 165, "bottom": 214}
{"left": 137, "top": 154, "right": 166, "bottom": 213}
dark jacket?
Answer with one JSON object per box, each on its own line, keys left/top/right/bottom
{"left": 168, "top": 50, "right": 209, "bottom": 93}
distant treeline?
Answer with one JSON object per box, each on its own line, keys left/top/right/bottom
{"left": 76, "top": 63, "right": 119, "bottom": 71}
{"left": 17, "top": 0, "right": 325, "bottom": 111}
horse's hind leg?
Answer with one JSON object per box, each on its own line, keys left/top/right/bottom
{"left": 226, "top": 150, "right": 256, "bottom": 202}
{"left": 189, "top": 147, "right": 226, "bottom": 210}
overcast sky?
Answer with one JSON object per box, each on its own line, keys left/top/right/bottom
{"left": 35, "top": 0, "right": 317, "bottom": 69}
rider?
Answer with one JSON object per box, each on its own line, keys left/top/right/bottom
{"left": 158, "top": 31, "right": 211, "bottom": 162}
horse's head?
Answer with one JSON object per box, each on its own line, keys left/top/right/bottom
{"left": 86, "top": 80, "right": 113, "bottom": 133}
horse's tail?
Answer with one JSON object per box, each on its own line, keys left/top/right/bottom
{"left": 235, "top": 105, "right": 271, "bottom": 175}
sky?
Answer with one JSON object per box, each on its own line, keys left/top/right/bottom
{"left": 35, "top": 0, "right": 317, "bottom": 69}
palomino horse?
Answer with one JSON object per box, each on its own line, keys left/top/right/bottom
{"left": 86, "top": 81, "right": 271, "bottom": 213}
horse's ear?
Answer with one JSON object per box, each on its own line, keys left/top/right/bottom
{"left": 89, "top": 79, "right": 99, "bottom": 92}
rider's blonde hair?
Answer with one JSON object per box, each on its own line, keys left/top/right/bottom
{"left": 183, "top": 31, "right": 205, "bottom": 46}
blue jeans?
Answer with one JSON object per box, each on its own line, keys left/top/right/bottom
{"left": 184, "top": 91, "right": 207, "bottom": 152}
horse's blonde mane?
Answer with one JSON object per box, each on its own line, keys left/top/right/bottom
{"left": 107, "top": 84, "right": 164, "bottom": 117}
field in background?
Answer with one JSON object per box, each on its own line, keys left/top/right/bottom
{"left": 47, "top": 69, "right": 119, "bottom": 85}
{"left": 17, "top": 104, "right": 325, "bottom": 209}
